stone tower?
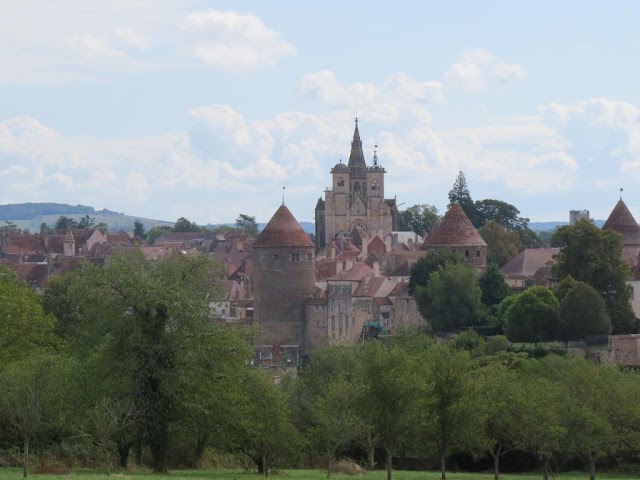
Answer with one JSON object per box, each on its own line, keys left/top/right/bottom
{"left": 63, "top": 228, "right": 75, "bottom": 256}
{"left": 253, "top": 204, "right": 316, "bottom": 350}
{"left": 421, "top": 203, "right": 487, "bottom": 272}
{"left": 603, "top": 199, "right": 640, "bottom": 267}
{"left": 315, "top": 119, "right": 397, "bottom": 253}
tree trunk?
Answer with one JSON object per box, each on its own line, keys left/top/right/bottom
{"left": 440, "top": 451, "right": 446, "bottom": 480}
{"left": 327, "top": 455, "right": 332, "bottom": 479}
{"left": 263, "top": 455, "right": 268, "bottom": 478}
{"left": 117, "top": 439, "right": 131, "bottom": 469}
{"left": 194, "top": 434, "right": 208, "bottom": 468}
{"left": 23, "top": 436, "right": 29, "bottom": 478}
{"left": 540, "top": 459, "right": 548, "bottom": 480}
{"left": 386, "top": 450, "right": 392, "bottom": 480}
{"left": 490, "top": 450, "right": 500, "bottom": 480}
{"left": 367, "top": 436, "right": 375, "bottom": 471}
{"left": 589, "top": 455, "right": 596, "bottom": 480}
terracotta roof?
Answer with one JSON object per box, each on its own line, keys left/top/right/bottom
{"left": 603, "top": 199, "right": 640, "bottom": 245}
{"left": 253, "top": 205, "right": 314, "bottom": 248}
{"left": 367, "top": 235, "right": 387, "bottom": 255}
{"left": 499, "top": 248, "right": 560, "bottom": 277}
{"left": 353, "top": 276, "right": 386, "bottom": 297}
{"left": 422, "top": 203, "right": 486, "bottom": 248}
{"left": 347, "top": 119, "right": 366, "bottom": 168}
{"left": 328, "top": 262, "right": 374, "bottom": 281}
{"left": 389, "top": 282, "right": 410, "bottom": 297}
{"left": 14, "top": 263, "right": 49, "bottom": 288}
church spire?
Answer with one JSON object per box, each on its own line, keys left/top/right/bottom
{"left": 348, "top": 117, "right": 366, "bottom": 168}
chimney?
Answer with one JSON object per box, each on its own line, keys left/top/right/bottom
{"left": 373, "top": 260, "right": 380, "bottom": 276}
{"left": 336, "top": 261, "right": 343, "bottom": 274}
{"left": 345, "top": 259, "right": 354, "bottom": 271}
{"left": 361, "top": 238, "right": 368, "bottom": 259}
{"left": 384, "top": 235, "right": 392, "bottom": 251}
{"left": 330, "top": 244, "right": 336, "bottom": 260}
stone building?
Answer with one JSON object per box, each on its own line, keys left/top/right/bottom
{"left": 315, "top": 119, "right": 397, "bottom": 253}
{"left": 252, "top": 204, "right": 316, "bottom": 350}
{"left": 421, "top": 203, "right": 487, "bottom": 272}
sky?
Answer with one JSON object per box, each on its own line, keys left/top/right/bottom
{"left": 2, "top": 1, "right": 640, "bottom": 225}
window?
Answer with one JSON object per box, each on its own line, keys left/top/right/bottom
{"left": 371, "top": 180, "right": 378, "bottom": 190}
{"left": 274, "top": 254, "right": 278, "bottom": 259}
{"left": 307, "top": 253, "right": 313, "bottom": 261}
{"left": 338, "top": 177, "right": 344, "bottom": 186}
{"left": 476, "top": 250, "right": 480, "bottom": 257}
{"left": 465, "top": 250, "right": 469, "bottom": 258}
{"left": 290, "top": 253, "right": 300, "bottom": 262}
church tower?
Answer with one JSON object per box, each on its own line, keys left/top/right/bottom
{"left": 316, "top": 119, "right": 397, "bottom": 253}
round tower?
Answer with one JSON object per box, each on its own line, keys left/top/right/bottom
{"left": 253, "top": 204, "right": 315, "bottom": 350}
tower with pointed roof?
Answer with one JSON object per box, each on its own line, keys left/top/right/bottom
{"left": 253, "top": 204, "right": 316, "bottom": 350}
{"left": 315, "top": 119, "right": 397, "bottom": 253}
{"left": 603, "top": 198, "right": 640, "bottom": 268}
{"left": 421, "top": 203, "right": 487, "bottom": 271}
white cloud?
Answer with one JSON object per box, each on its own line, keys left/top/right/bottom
{"left": 445, "top": 49, "right": 526, "bottom": 91}
{"left": 0, "top": 3, "right": 294, "bottom": 85}
{"left": 180, "top": 10, "right": 296, "bottom": 70}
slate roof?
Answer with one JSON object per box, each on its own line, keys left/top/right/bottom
{"left": 253, "top": 205, "right": 314, "bottom": 248}
{"left": 422, "top": 203, "right": 486, "bottom": 248}
{"left": 499, "top": 248, "right": 560, "bottom": 277}
{"left": 603, "top": 199, "right": 640, "bottom": 245}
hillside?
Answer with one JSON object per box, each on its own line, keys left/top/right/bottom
{"left": 0, "top": 203, "right": 173, "bottom": 232}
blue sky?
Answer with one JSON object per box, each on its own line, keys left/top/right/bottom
{"left": 2, "top": 1, "right": 640, "bottom": 225}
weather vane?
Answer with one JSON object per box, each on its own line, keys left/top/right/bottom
{"left": 282, "top": 186, "right": 286, "bottom": 205}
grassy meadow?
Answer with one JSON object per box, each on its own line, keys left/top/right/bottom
{"left": 1, "top": 468, "right": 639, "bottom": 480}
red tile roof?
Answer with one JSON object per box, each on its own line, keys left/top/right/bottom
{"left": 422, "top": 203, "right": 486, "bottom": 248}
{"left": 499, "top": 248, "right": 560, "bottom": 277}
{"left": 253, "top": 205, "right": 314, "bottom": 248}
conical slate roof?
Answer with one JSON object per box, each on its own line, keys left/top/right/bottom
{"left": 253, "top": 205, "right": 314, "bottom": 248}
{"left": 347, "top": 119, "right": 366, "bottom": 168}
{"left": 603, "top": 199, "right": 640, "bottom": 245}
{"left": 422, "top": 203, "right": 486, "bottom": 248}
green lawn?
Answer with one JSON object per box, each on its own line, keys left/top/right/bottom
{"left": 1, "top": 468, "right": 638, "bottom": 480}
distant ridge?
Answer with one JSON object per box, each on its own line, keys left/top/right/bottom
{"left": 529, "top": 220, "right": 605, "bottom": 231}
{"left": 0, "top": 202, "right": 173, "bottom": 231}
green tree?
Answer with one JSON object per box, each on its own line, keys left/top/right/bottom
{"left": 473, "top": 199, "right": 528, "bottom": 230}
{"left": 415, "top": 262, "right": 482, "bottom": 333}
{"left": 43, "top": 251, "right": 238, "bottom": 473}
{"left": 173, "top": 217, "right": 202, "bottom": 232}
{"left": 397, "top": 204, "right": 440, "bottom": 236}
{"left": 480, "top": 221, "right": 521, "bottom": 267}
{"left": 235, "top": 213, "right": 259, "bottom": 236}
{"left": 0, "top": 354, "right": 65, "bottom": 478}
{"left": 0, "top": 267, "right": 60, "bottom": 364}
{"left": 448, "top": 171, "right": 475, "bottom": 222}
{"left": 54, "top": 215, "right": 78, "bottom": 230}
{"left": 358, "top": 341, "right": 420, "bottom": 480}
{"left": 417, "top": 346, "right": 484, "bottom": 480}
{"left": 133, "top": 220, "right": 146, "bottom": 239}
{"left": 558, "top": 282, "right": 611, "bottom": 342}
{"left": 39, "top": 222, "right": 51, "bottom": 235}
{"left": 479, "top": 263, "right": 510, "bottom": 307}
{"left": 553, "top": 219, "right": 636, "bottom": 334}
{"left": 409, "top": 250, "right": 465, "bottom": 294}
{"left": 146, "top": 225, "right": 173, "bottom": 244}
{"left": 504, "top": 286, "right": 558, "bottom": 346}
{"left": 77, "top": 215, "right": 95, "bottom": 228}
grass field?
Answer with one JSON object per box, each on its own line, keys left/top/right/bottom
{"left": 1, "top": 468, "right": 638, "bottom": 480}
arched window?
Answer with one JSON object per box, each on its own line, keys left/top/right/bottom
{"left": 371, "top": 180, "right": 378, "bottom": 190}
{"left": 338, "top": 177, "right": 344, "bottom": 186}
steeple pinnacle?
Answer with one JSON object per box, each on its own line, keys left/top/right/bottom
{"left": 348, "top": 117, "right": 366, "bottom": 168}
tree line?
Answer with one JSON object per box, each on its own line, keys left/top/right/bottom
{"left": 1, "top": 248, "right": 640, "bottom": 480}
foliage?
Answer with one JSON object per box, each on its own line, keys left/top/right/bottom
{"left": 133, "top": 220, "right": 146, "bottom": 239}
{"left": 558, "top": 282, "right": 611, "bottom": 342}
{"left": 54, "top": 216, "right": 78, "bottom": 230}
{"left": 409, "top": 250, "right": 465, "bottom": 295}
{"left": 479, "top": 263, "right": 510, "bottom": 307}
{"left": 174, "top": 217, "right": 203, "bottom": 233}
{"left": 504, "top": 286, "right": 558, "bottom": 345}
{"left": 235, "top": 214, "right": 259, "bottom": 237}
{"left": 77, "top": 215, "right": 95, "bottom": 229}
{"left": 553, "top": 219, "right": 636, "bottom": 334}
{"left": 397, "top": 204, "right": 440, "bottom": 236}
{"left": 448, "top": 171, "right": 475, "bottom": 222}
{"left": 146, "top": 225, "right": 173, "bottom": 244}
{"left": 480, "top": 221, "right": 521, "bottom": 267}
{"left": 415, "top": 262, "right": 482, "bottom": 333}
{"left": 43, "top": 251, "right": 245, "bottom": 473}
{"left": 474, "top": 199, "right": 529, "bottom": 230}
{"left": 451, "top": 329, "right": 485, "bottom": 355}
{"left": 0, "top": 267, "right": 60, "bottom": 365}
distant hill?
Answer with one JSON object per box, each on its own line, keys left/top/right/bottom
{"left": 529, "top": 220, "right": 605, "bottom": 231}
{"left": 204, "top": 221, "right": 315, "bottom": 234}
{"left": 0, "top": 203, "right": 173, "bottom": 232}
